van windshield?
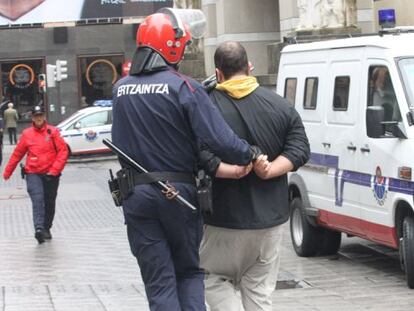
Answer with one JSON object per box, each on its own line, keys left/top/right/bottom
{"left": 398, "top": 58, "right": 414, "bottom": 108}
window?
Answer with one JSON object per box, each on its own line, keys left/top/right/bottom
{"left": 368, "top": 66, "right": 401, "bottom": 122}
{"left": 398, "top": 58, "right": 414, "bottom": 108}
{"left": 69, "top": 111, "right": 109, "bottom": 129}
{"left": 303, "top": 77, "right": 318, "bottom": 109}
{"left": 1, "top": 59, "right": 45, "bottom": 121}
{"left": 284, "top": 78, "right": 297, "bottom": 106}
{"left": 333, "top": 76, "right": 350, "bottom": 111}
{"left": 78, "top": 55, "right": 123, "bottom": 107}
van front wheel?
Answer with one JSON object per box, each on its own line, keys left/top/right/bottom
{"left": 402, "top": 216, "right": 414, "bottom": 289}
{"left": 290, "top": 198, "right": 321, "bottom": 257}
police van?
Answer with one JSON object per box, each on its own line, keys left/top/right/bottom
{"left": 57, "top": 100, "right": 112, "bottom": 156}
{"left": 276, "top": 28, "right": 414, "bottom": 288}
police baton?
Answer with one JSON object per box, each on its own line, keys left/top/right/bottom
{"left": 102, "top": 139, "right": 197, "bottom": 211}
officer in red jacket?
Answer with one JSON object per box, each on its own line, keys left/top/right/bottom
{"left": 3, "top": 106, "right": 68, "bottom": 244}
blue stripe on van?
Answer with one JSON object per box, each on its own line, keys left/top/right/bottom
{"left": 389, "top": 178, "right": 414, "bottom": 195}
{"left": 309, "top": 152, "right": 338, "bottom": 168}
{"left": 307, "top": 152, "right": 414, "bottom": 206}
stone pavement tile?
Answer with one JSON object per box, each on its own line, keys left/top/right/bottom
{"left": 93, "top": 284, "right": 149, "bottom": 311}
{"left": 3, "top": 285, "right": 54, "bottom": 311}
{"left": 49, "top": 284, "right": 105, "bottom": 311}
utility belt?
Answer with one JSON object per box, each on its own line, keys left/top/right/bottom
{"left": 108, "top": 168, "right": 212, "bottom": 214}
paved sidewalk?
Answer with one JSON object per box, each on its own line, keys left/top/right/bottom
{"left": 1, "top": 144, "right": 149, "bottom": 311}
{"left": 1, "top": 143, "right": 414, "bottom": 310}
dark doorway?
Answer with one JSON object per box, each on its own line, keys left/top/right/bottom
{"left": 0, "top": 59, "right": 45, "bottom": 122}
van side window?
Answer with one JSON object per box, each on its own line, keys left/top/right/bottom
{"left": 333, "top": 76, "right": 350, "bottom": 111}
{"left": 368, "top": 66, "right": 401, "bottom": 122}
{"left": 303, "top": 77, "right": 318, "bottom": 110}
{"left": 284, "top": 78, "right": 297, "bottom": 106}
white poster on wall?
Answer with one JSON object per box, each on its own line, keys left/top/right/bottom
{"left": 0, "top": 0, "right": 173, "bottom": 25}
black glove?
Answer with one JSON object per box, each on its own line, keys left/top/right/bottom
{"left": 249, "top": 145, "right": 263, "bottom": 161}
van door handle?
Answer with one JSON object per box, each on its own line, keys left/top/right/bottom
{"left": 322, "top": 142, "right": 331, "bottom": 148}
{"left": 347, "top": 145, "right": 357, "bottom": 151}
{"left": 360, "top": 146, "right": 370, "bottom": 153}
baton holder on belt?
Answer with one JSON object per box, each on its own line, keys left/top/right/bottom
{"left": 108, "top": 169, "right": 122, "bottom": 207}
{"left": 102, "top": 139, "right": 197, "bottom": 211}
{"left": 196, "top": 170, "right": 213, "bottom": 214}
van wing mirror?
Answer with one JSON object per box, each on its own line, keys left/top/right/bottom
{"left": 74, "top": 121, "right": 81, "bottom": 130}
{"left": 366, "top": 106, "right": 385, "bottom": 138}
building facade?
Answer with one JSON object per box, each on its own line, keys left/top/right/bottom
{"left": 0, "top": 0, "right": 176, "bottom": 125}
{"left": 202, "top": 0, "right": 412, "bottom": 86}
{"left": 1, "top": 0, "right": 411, "bottom": 126}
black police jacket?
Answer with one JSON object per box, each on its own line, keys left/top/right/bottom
{"left": 111, "top": 68, "right": 252, "bottom": 180}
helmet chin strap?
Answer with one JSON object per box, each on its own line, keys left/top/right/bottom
{"left": 129, "top": 47, "right": 178, "bottom": 75}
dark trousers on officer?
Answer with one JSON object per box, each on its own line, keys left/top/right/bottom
{"left": 7, "top": 127, "right": 17, "bottom": 145}
{"left": 123, "top": 183, "right": 205, "bottom": 311}
{"left": 26, "top": 174, "right": 60, "bottom": 230}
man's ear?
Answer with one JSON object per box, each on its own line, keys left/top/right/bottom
{"left": 215, "top": 68, "right": 224, "bottom": 83}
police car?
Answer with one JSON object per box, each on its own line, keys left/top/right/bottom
{"left": 57, "top": 100, "right": 112, "bottom": 156}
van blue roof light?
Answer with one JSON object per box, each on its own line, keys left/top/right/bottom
{"left": 93, "top": 100, "right": 112, "bottom": 107}
{"left": 378, "top": 9, "right": 396, "bottom": 29}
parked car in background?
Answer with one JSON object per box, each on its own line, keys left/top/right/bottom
{"left": 57, "top": 100, "right": 112, "bottom": 156}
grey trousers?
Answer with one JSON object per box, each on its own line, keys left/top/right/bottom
{"left": 200, "top": 225, "right": 283, "bottom": 311}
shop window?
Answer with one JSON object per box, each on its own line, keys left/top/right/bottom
{"left": 79, "top": 55, "right": 123, "bottom": 107}
{"left": 1, "top": 59, "right": 45, "bottom": 121}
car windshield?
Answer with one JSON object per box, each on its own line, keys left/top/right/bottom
{"left": 398, "top": 57, "right": 414, "bottom": 108}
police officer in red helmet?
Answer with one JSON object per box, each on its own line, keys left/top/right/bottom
{"left": 111, "top": 9, "right": 261, "bottom": 311}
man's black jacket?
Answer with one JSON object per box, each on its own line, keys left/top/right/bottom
{"left": 202, "top": 86, "right": 310, "bottom": 229}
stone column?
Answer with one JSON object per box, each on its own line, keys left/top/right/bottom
{"left": 202, "top": 0, "right": 280, "bottom": 77}
{"left": 356, "top": 0, "right": 375, "bottom": 33}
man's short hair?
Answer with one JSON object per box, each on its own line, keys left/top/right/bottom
{"left": 7, "top": 103, "right": 13, "bottom": 108}
{"left": 214, "top": 41, "right": 249, "bottom": 80}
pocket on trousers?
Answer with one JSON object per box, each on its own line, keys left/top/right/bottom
{"left": 258, "top": 227, "right": 282, "bottom": 263}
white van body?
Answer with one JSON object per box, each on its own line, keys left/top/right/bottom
{"left": 277, "top": 31, "right": 414, "bottom": 288}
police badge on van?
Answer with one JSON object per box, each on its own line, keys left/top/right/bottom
{"left": 372, "top": 166, "right": 388, "bottom": 206}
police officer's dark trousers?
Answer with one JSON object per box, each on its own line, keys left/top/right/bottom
{"left": 122, "top": 183, "right": 205, "bottom": 311}
{"left": 26, "top": 173, "right": 60, "bottom": 230}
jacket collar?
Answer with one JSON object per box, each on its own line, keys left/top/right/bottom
{"left": 216, "top": 76, "right": 259, "bottom": 99}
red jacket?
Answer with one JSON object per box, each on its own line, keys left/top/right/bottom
{"left": 3, "top": 122, "right": 68, "bottom": 179}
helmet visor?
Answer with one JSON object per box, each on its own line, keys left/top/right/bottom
{"left": 157, "top": 8, "right": 206, "bottom": 40}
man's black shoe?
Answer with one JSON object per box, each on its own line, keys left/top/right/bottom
{"left": 35, "top": 229, "right": 45, "bottom": 244}
{"left": 43, "top": 229, "right": 52, "bottom": 240}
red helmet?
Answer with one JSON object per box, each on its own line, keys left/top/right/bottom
{"left": 136, "top": 13, "right": 192, "bottom": 65}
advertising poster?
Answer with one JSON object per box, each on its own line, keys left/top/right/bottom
{"left": 0, "top": 0, "right": 173, "bottom": 25}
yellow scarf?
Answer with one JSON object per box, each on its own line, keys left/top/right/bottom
{"left": 216, "top": 76, "right": 259, "bottom": 99}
